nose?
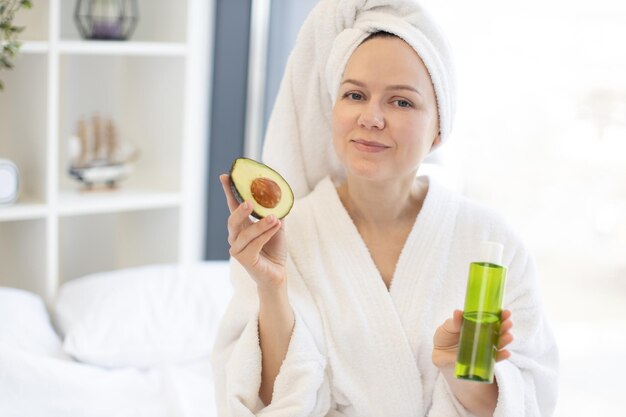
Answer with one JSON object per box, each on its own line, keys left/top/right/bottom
{"left": 358, "top": 102, "right": 385, "bottom": 130}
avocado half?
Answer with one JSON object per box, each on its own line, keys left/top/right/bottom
{"left": 229, "top": 157, "right": 294, "bottom": 219}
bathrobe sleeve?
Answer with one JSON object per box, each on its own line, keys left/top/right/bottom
{"left": 492, "top": 245, "right": 559, "bottom": 417}
{"left": 211, "top": 258, "right": 344, "bottom": 417}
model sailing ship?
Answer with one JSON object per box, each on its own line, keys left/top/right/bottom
{"left": 68, "top": 115, "right": 140, "bottom": 190}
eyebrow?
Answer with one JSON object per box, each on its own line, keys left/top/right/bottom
{"left": 341, "top": 79, "right": 422, "bottom": 96}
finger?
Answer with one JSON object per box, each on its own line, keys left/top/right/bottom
{"left": 495, "top": 349, "right": 511, "bottom": 362}
{"left": 442, "top": 317, "right": 461, "bottom": 336}
{"left": 501, "top": 309, "right": 512, "bottom": 321}
{"left": 230, "top": 214, "right": 278, "bottom": 255}
{"left": 444, "top": 310, "right": 463, "bottom": 333}
{"left": 498, "top": 332, "right": 514, "bottom": 349}
{"left": 220, "top": 174, "right": 241, "bottom": 213}
{"left": 227, "top": 201, "right": 254, "bottom": 244}
{"left": 433, "top": 311, "right": 463, "bottom": 349}
{"left": 500, "top": 318, "right": 513, "bottom": 335}
{"left": 230, "top": 214, "right": 279, "bottom": 256}
{"left": 453, "top": 310, "right": 463, "bottom": 328}
{"left": 236, "top": 221, "right": 282, "bottom": 265}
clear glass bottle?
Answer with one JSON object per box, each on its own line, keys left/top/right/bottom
{"left": 455, "top": 241, "right": 507, "bottom": 383}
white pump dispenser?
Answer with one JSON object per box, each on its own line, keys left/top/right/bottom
{"left": 478, "top": 241, "right": 503, "bottom": 266}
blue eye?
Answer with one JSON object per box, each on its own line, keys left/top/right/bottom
{"left": 395, "top": 99, "right": 412, "bottom": 108}
{"left": 345, "top": 92, "right": 364, "bottom": 101}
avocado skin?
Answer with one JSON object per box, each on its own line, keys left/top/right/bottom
{"left": 228, "top": 158, "right": 260, "bottom": 218}
{"left": 228, "top": 157, "right": 293, "bottom": 220}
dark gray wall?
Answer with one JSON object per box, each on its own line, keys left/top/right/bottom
{"left": 262, "top": 0, "right": 318, "bottom": 138}
{"left": 204, "top": 0, "right": 252, "bottom": 260}
{"left": 204, "top": 0, "right": 318, "bottom": 260}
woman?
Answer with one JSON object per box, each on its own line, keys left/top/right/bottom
{"left": 212, "top": 1, "right": 558, "bottom": 416}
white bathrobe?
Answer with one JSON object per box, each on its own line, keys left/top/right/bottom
{"left": 212, "top": 176, "right": 559, "bottom": 417}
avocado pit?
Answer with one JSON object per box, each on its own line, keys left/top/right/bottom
{"left": 251, "top": 177, "right": 281, "bottom": 208}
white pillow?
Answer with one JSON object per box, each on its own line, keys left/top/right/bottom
{"left": 0, "top": 287, "right": 66, "bottom": 358}
{"left": 54, "top": 262, "right": 233, "bottom": 369}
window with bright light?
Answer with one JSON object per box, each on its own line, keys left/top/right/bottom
{"left": 427, "top": 1, "right": 626, "bottom": 415}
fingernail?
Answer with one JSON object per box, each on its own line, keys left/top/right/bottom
{"left": 267, "top": 214, "right": 276, "bottom": 222}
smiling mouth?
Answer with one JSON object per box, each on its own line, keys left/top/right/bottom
{"left": 350, "top": 139, "right": 390, "bottom": 152}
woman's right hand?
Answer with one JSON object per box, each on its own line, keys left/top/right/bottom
{"left": 219, "top": 174, "right": 287, "bottom": 290}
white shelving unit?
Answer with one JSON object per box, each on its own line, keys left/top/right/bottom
{"left": 0, "top": 0, "right": 213, "bottom": 302}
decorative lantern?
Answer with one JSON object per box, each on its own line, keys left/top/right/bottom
{"left": 74, "top": 0, "right": 139, "bottom": 41}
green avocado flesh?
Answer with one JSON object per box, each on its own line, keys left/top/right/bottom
{"left": 229, "top": 157, "right": 294, "bottom": 219}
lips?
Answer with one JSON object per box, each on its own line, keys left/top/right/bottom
{"left": 350, "top": 139, "right": 390, "bottom": 153}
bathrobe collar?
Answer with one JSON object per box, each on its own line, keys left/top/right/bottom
{"left": 306, "top": 175, "right": 460, "bottom": 414}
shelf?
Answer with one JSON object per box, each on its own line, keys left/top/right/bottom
{"left": 0, "top": 201, "right": 48, "bottom": 222}
{"left": 0, "top": 219, "right": 47, "bottom": 295}
{"left": 59, "top": 208, "right": 180, "bottom": 283}
{"left": 58, "top": 189, "right": 181, "bottom": 216}
{"left": 0, "top": 0, "right": 210, "bottom": 302}
{"left": 10, "top": 1, "right": 49, "bottom": 42}
{"left": 58, "top": 40, "right": 187, "bottom": 57}
{"left": 58, "top": 54, "right": 184, "bottom": 193}
{"left": 60, "top": 0, "right": 189, "bottom": 44}
{"left": 9, "top": 41, "right": 49, "bottom": 54}
{"left": 0, "top": 53, "right": 48, "bottom": 205}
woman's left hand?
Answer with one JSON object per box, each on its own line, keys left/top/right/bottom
{"left": 432, "top": 309, "right": 514, "bottom": 370}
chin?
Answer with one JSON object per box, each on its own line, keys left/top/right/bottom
{"left": 347, "top": 157, "right": 423, "bottom": 183}
{"left": 345, "top": 159, "right": 390, "bottom": 181}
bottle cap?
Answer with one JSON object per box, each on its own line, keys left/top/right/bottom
{"left": 478, "top": 241, "right": 504, "bottom": 266}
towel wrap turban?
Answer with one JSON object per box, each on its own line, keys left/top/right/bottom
{"left": 263, "top": 0, "right": 456, "bottom": 198}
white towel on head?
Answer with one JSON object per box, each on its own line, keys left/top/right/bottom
{"left": 262, "top": 0, "right": 456, "bottom": 198}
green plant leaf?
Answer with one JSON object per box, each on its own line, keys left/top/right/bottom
{"left": 0, "top": 0, "right": 31, "bottom": 91}
{"left": 4, "top": 43, "right": 18, "bottom": 57}
{"left": 0, "top": 56, "right": 14, "bottom": 69}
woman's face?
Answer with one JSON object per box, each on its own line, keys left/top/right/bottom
{"left": 332, "top": 36, "right": 440, "bottom": 183}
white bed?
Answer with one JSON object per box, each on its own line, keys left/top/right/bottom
{"left": 0, "top": 261, "right": 233, "bottom": 417}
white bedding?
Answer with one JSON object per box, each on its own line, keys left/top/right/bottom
{"left": 0, "top": 261, "right": 231, "bottom": 417}
{"left": 0, "top": 345, "right": 217, "bottom": 417}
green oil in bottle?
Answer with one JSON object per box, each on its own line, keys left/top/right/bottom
{"left": 455, "top": 242, "right": 507, "bottom": 383}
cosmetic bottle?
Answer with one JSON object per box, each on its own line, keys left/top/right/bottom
{"left": 455, "top": 241, "right": 507, "bottom": 383}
